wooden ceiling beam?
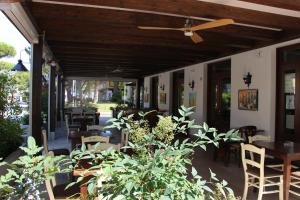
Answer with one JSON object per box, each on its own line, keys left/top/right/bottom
{"left": 30, "top": 0, "right": 300, "bottom": 31}
{"left": 34, "top": 12, "right": 277, "bottom": 42}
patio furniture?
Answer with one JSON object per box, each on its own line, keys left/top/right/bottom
{"left": 71, "top": 108, "right": 83, "bottom": 124}
{"left": 249, "top": 135, "right": 287, "bottom": 171}
{"left": 84, "top": 110, "right": 96, "bottom": 125}
{"left": 121, "top": 129, "right": 129, "bottom": 148}
{"left": 253, "top": 141, "right": 300, "bottom": 200}
{"left": 91, "top": 142, "right": 121, "bottom": 152}
{"left": 46, "top": 151, "right": 80, "bottom": 200}
{"left": 42, "top": 130, "right": 70, "bottom": 156}
{"left": 241, "top": 143, "right": 283, "bottom": 200}
{"left": 225, "top": 126, "right": 261, "bottom": 166}
{"left": 86, "top": 125, "right": 103, "bottom": 131}
{"left": 290, "top": 171, "right": 300, "bottom": 197}
{"left": 65, "top": 115, "right": 80, "bottom": 137}
{"left": 82, "top": 135, "right": 110, "bottom": 150}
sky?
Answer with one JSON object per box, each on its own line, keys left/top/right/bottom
{"left": 0, "top": 12, "right": 31, "bottom": 70}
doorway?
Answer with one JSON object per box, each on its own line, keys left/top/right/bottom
{"left": 150, "top": 76, "right": 159, "bottom": 109}
{"left": 207, "top": 60, "right": 231, "bottom": 132}
{"left": 276, "top": 44, "right": 300, "bottom": 142}
{"left": 172, "top": 70, "right": 184, "bottom": 116}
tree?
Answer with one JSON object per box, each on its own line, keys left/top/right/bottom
{"left": 0, "top": 42, "right": 16, "bottom": 58}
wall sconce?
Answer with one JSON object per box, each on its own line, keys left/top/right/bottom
{"left": 144, "top": 87, "right": 148, "bottom": 93}
{"left": 243, "top": 72, "right": 252, "bottom": 88}
{"left": 188, "top": 80, "right": 195, "bottom": 90}
{"left": 159, "top": 84, "right": 165, "bottom": 91}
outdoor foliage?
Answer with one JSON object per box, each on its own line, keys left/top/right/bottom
{"left": 0, "top": 118, "right": 22, "bottom": 158}
{"left": 0, "top": 72, "right": 21, "bottom": 118}
{"left": 0, "top": 42, "right": 16, "bottom": 59}
{"left": 70, "top": 106, "right": 241, "bottom": 200}
{"left": 0, "top": 136, "right": 63, "bottom": 199}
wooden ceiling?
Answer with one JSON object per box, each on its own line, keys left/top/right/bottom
{"left": 21, "top": 0, "right": 300, "bottom": 78}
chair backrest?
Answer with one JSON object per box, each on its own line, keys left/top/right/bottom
{"left": 87, "top": 125, "right": 103, "bottom": 131}
{"left": 121, "top": 129, "right": 129, "bottom": 147}
{"left": 82, "top": 136, "right": 109, "bottom": 148}
{"left": 248, "top": 135, "right": 271, "bottom": 144}
{"left": 45, "top": 151, "right": 56, "bottom": 200}
{"left": 239, "top": 126, "right": 257, "bottom": 143}
{"left": 72, "top": 107, "right": 83, "bottom": 113}
{"left": 42, "top": 130, "right": 49, "bottom": 155}
{"left": 92, "top": 143, "right": 121, "bottom": 152}
{"left": 241, "top": 143, "right": 265, "bottom": 178}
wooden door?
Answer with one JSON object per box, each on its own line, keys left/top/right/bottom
{"left": 276, "top": 44, "right": 300, "bottom": 142}
{"left": 150, "top": 76, "right": 159, "bottom": 109}
{"left": 207, "top": 60, "right": 231, "bottom": 132}
{"left": 172, "top": 70, "right": 184, "bottom": 116}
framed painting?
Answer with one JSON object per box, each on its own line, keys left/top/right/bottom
{"left": 238, "top": 89, "right": 258, "bottom": 111}
{"left": 189, "top": 92, "right": 197, "bottom": 107}
{"left": 144, "top": 93, "right": 149, "bottom": 103}
{"left": 160, "top": 93, "right": 167, "bottom": 104}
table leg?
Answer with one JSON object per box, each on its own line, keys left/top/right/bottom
{"left": 283, "top": 158, "right": 291, "bottom": 200}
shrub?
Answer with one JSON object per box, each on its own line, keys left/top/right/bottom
{"left": 0, "top": 118, "right": 22, "bottom": 158}
{"left": 70, "top": 106, "right": 241, "bottom": 199}
{"left": 21, "top": 114, "right": 29, "bottom": 125}
{"left": 0, "top": 137, "right": 63, "bottom": 199}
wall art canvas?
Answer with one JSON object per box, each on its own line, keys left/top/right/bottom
{"left": 160, "top": 93, "right": 167, "bottom": 104}
{"left": 144, "top": 93, "right": 149, "bottom": 103}
{"left": 189, "top": 92, "right": 197, "bottom": 107}
{"left": 238, "top": 89, "right": 258, "bottom": 111}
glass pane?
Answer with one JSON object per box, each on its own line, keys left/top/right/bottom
{"left": 284, "top": 71, "right": 296, "bottom": 134}
{"left": 283, "top": 48, "right": 300, "bottom": 63}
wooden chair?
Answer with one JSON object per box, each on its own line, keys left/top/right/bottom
{"left": 42, "top": 130, "right": 70, "bottom": 156}
{"left": 45, "top": 151, "right": 80, "bottom": 200}
{"left": 71, "top": 108, "right": 83, "bottom": 124}
{"left": 290, "top": 171, "right": 300, "bottom": 197}
{"left": 241, "top": 143, "right": 283, "bottom": 200}
{"left": 121, "top": 129, "right": 129, "bottom": 147}
{"left": 81, "top": 136, "right": 109, "bottom": 150}
{"left": 91, "top": 143, "right": 121, "bottom": 152}
{"left": 87, "top": 125, "right": 103, "bottom": 131}
{"left": 225, "top": 126, "right": 259, "bottom": 166}
{"left": 84, "top": 110, "right": 96, "bottom": 125}
{"left": 65, "top": 115, "right": 80, "bottom": 137}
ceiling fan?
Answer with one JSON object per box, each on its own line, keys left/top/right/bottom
{"left": 138, "top": 18, "right": 234, "bottom": 44}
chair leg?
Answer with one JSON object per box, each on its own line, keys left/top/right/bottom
{"left": 257, "top": 179, "right": 264, "bottom": 200}
{"left": 242, "top": 174, "right": 249, "bottom": 200}
{"left": 279, "top": 176, "right": 283, "bottom": 200}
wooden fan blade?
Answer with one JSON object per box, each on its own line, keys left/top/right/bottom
{"left": 190, "top": 32, "right": 203, "bottom": 43}
{"left": 191, "top": 19, "right": 234, "bottom": 31}
{"left": 138, "top": 26, "right": 182, "bottom": 31}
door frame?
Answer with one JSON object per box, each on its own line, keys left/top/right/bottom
{"left": 207, "top": 59, "right": 231, "bottom": 131}
{"left": 276, "top": 43, "right": 300, "bottom": 142}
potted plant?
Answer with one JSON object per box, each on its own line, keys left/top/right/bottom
{"left": 70, "top": 106, "right": 241, "bottom": 199}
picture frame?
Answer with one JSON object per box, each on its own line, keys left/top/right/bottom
{"left": 144, "top": 93, "right": 149, "bottom": 103}
{"left": 189, "top": 92, "right": 197, "bottom": 107}
{"left": 238, "top": 89, "right": 258, "bottom": 111}
{"left": 160, "top": 93, "right": 167, "bottom": 104}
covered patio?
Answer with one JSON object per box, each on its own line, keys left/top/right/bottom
{"left": 2, "top": 0, "right": 300, "bottom": 200}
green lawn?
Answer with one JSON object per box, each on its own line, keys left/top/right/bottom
{"left": 89, "top": 103, "right": 118, "bottom": 113}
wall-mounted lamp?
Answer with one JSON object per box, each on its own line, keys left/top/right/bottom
{"left": 243, "top": 72, "right": 252, "bottom": 88}
{"left": 159, "top": 84, "right": 165, "bottom": 91}
{"left": 144, "top": 87, "right": 148, "bottom": 93}
{"left": 188, "top": 80, "right": 195, "bottom": 90}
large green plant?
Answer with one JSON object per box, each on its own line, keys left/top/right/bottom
{"left": 0, "top": 118, "right": 22, "bottom": 158}
{"left": 0, "top": 136, "right": 63, "bottom": 199}
{"left": 70, "top": 106, "right": 241, "bottom": 199}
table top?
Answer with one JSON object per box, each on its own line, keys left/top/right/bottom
{"left": 254, "top": 141, "right": 300, "bottom": 159}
